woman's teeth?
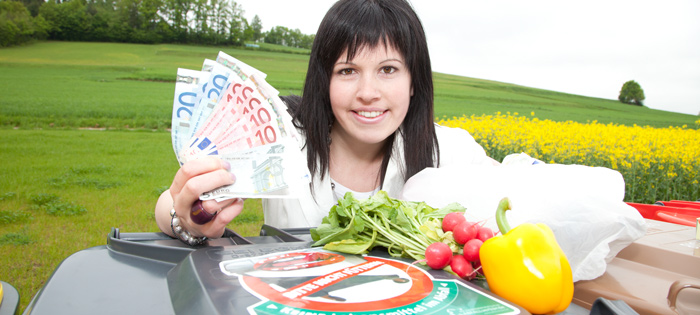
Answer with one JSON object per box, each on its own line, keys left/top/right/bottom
{"left": 357, "top": 111, "right": 383, "bottom": 118}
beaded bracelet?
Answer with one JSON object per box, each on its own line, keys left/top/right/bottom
{"left": 170, "top": 208, "right": 207, "bottom": 246}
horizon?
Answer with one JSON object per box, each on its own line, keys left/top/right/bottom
{"left": 235, "top": 0, "right": 700, "bottom": 116}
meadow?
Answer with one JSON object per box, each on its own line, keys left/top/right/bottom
{"left": 1, "top": 41, "right": 698, "bottom": 313}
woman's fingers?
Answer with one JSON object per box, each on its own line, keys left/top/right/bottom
{"left": 186, "top": 198, "right": 245, "bottom": 239}
{"left": 176, "top": 168, "right": 235, "bottom": 204}
{"left": 170, "top": 156, "right": 231, "bottom": 195}
{"left": 166, "top": 156, "right": 240, "bottom": 239}
{"left": 215, "top": 198, "right": 245, "bottom": 224}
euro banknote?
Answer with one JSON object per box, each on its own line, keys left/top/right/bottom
{"left": 199, "top": 140, "right": 310, "bottom": 201}
{"left": 178, "top": 72, "right": 283, "bottom": 163}
{"left": 170, "top": 52, "right": 310, "bottom": 199}
{"left": 172, "top": 68, "right": 210, "bottom": 159}
{"left": 187, "top": 59, "right": 231, "bottom": 141}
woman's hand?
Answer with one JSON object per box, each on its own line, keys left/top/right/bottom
{"left": 155, "top": 156, "right": 245, "bottom": 239}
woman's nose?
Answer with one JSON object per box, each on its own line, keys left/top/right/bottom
{"left": 356, "top": 74, "right": 381, "bottom": 103}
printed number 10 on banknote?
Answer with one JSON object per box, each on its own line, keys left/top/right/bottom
{"left": 228, "top": 83, "right": 278, "bottom": 147}
{"left": 179, "top": 80, "right": 282, "bottom": 162}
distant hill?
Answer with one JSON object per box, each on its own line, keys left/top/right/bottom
{"left": 0, "top": 41, "right": 696, "bottom": 130}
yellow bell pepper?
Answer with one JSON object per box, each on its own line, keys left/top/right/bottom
{"left": 479, "top": 197, "right": 573, "bottom": 314}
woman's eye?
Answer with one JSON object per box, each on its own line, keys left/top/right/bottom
{"left": 381, "top": 66, "right": 396, "bottom": 74}
{"left": 338, "top": 68, "right": 354, "bottom": 75}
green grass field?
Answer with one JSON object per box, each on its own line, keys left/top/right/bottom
{"left": 1, "top": 41, "right": 695, "bottom": 130}
{"left": 0, "top": 41, "right": 697, "bottom": 313}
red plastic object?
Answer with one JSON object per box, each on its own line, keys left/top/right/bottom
{"left": 626, "top": 202, "right": 700, "bottom": 227}
{"left": 656, "top": 200, "right": 700, "bottom": 210}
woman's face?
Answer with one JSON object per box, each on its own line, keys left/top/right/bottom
{"left": 329, "top": 43, "right": 412, "bottom": 147}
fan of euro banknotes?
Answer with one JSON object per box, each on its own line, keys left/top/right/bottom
{"left": 171, "top": 51, "right": 310, "bottom": 201}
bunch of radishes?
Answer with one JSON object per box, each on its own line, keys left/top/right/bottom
{"left": 423, "top": 212, "right": 495, "bottom": 280}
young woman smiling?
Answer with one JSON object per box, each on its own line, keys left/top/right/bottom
{"left": 155, "top": 0, "right": 496, "bottom": 243}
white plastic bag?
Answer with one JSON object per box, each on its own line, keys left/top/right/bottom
{"left": 400, "top": 163, "right": 647, "bottom": 282}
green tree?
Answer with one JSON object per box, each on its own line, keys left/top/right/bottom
{"left": 2, "top": 0, "right": 310, "bottom": 47}
{"left": 20, "top": 0, "right": 44, "bottom": 16}
{"left": 299, "top": 33, "right": 314, "bottom": 49}
{"left": 191, "top": 0, "right": 210, "bottom": 43}
{"left": 85, "top": 0, "right": 116, "bottom": 41}
{"left": 0, "top": 0, "right": 48, "bottom": 47}
{"left": 618, "top": 80, "right": 645, "bottom": 106}
{"left": 161, "top": 0, "right": 193, "bottom": 42}
{"left": 38, "top": 0, "right": 91, "bottom": 41}
{"left": 287, "top": 27, "right": 302, "bottom": 47}
{"left": 249, "top": 14, "right": 262, "bottom": 41}
{"left": 263, "top": 25, "right": 287, "bottom": 45}
{"left": 210, "top": 0, "right": 234, "bottom": 45}
{"left": 227, "top": 0, "right": 245, "bottom": 45}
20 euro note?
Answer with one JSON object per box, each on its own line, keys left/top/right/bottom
{"left": 187, "top": 59, "right": 234, "bottom": 141}
{"left": 172, "top": 68, "right": 210, "bottom": 161}
{"left": 199, "top": 140, "right": 310, "bottom": 201}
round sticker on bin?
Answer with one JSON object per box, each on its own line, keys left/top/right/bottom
{"left": 219, "top": 249, "right": 520, "bottom": 314}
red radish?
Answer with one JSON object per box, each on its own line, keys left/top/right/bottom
{"left": 463, "top": 238, "right": 483, "bottom": 262}
{"left": 476, "top": 227, "right": 494, "bottom": 242}
{"left": 424, "top": 242, "right": 453, "bottom": 269}
{"left": 441, "top": 212, "right": 467, "bottom": 232}
{"left": 472, "top": 260, "right": 484, "bottom": 276}
{"left": 449, "top": 254, "right": 474, "bottom": 280}
{"left": 453, "top": 221, "right": 478, "bottom": 245}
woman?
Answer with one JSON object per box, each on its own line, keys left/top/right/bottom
{"left": 155, "top": 0, "right": 495, "bottom": 244}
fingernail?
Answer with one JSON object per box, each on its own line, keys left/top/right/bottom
{"left": 221, "top": 160, "right": 231, "bottom": 171}
{"left": 230, "top": 173, "right": 236, "bottom": 182}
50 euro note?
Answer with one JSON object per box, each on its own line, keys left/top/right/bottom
{"left": 200, "top": 140, "right": 310, "bottom": 201}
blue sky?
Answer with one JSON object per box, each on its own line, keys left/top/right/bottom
{"left": 235, "top": 0, "right": 700, "bottom": 115}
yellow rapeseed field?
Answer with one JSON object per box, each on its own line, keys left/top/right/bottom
{"left": 438, "top": 113, "right": 700, "bottom": 204}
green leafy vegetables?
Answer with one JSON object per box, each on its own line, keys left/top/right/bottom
{"left": 310, "top": 191, "right": 466, "bottom": 261}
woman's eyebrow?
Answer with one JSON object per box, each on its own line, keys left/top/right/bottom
{"left": 335, "top": 58, "right": 404, "bottom": 66}
{"left": 380, "top": 58, "right": 404, "bottom": 64}
{"left": 334, "top": 60, "right": 355, "bottom": 66}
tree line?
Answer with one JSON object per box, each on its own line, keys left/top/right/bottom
{"left": 0, "top": 0, "right": 314, "bottom": 48}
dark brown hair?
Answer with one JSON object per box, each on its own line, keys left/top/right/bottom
{"left": 293, "top": 0, "right": 439, "bottom": 186}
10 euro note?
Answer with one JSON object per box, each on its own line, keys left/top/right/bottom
{"left": 214, "top": 51, "right": 300, "bottom": 145}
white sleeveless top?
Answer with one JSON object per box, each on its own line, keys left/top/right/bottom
{"left": 263, "top": 124, "right": 493, "bottom": 229}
